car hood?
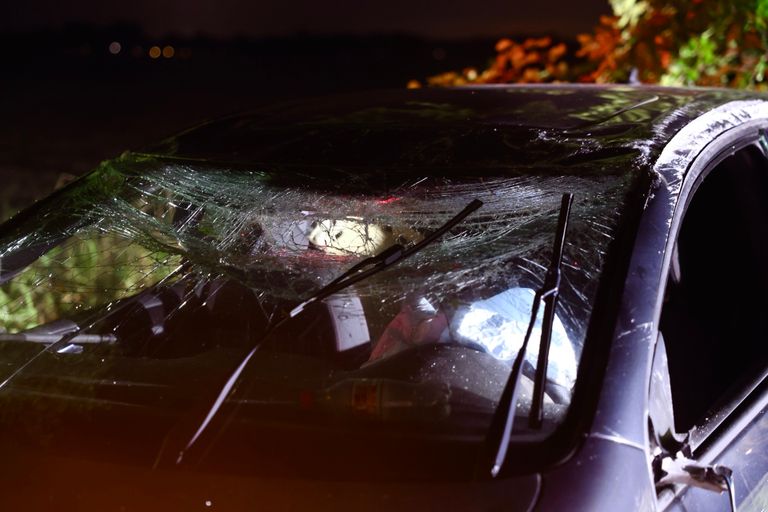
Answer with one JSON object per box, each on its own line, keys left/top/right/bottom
{"left": 0, "top": 447, "right": 542, "bottom": 512}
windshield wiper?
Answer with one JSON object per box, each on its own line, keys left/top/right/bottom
{"left": 176, "top": 198, "right": 483, "bottom": 462}
{"left": 483, "top": 193, "right": 573, "bottom": 478}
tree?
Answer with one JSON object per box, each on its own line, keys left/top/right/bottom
{"left": 583, "top": 0, "right": 768, "bottom": 88}
{"left": 415, "top": 0, "right": 768, "bottom": 90}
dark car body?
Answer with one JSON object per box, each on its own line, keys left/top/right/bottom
{"left": 1, "top": 84, "right": 768, "bottom": 511}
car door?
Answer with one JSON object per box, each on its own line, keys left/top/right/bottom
{"left": 651, "top": 141, "right": 768, "bottom": 511}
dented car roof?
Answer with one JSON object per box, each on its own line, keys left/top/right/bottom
{"left": 139, "top": 84, "right": 763, "bottom": 178}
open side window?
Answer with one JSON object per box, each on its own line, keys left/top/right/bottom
{"left": 660, "top": 145, "right": 768, "bottom": 434}
{"left": 653, "top": 143, "right": 768, "bottom": 510}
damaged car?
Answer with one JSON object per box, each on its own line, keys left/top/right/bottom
{"left": 0, "top": 85, "right": 767, "bottom": 510}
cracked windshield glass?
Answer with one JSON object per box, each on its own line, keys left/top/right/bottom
{"left": 0, "top": 100, "right": 638, "bottom": 471}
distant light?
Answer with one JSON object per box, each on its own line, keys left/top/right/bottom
{"left": 466, "top": 69, "right": 478, "bottom": 81}
{"left": 108, "top": 41, "right": 121, "bottom": 55}
{"left": 148, "top": 46, "right": 161, "bottom": 59}
{"left": 162, "top": 45, "right": 175, "bottom": 58}
{"left": 406, "top": 80, "right": 421, "bottom": 89}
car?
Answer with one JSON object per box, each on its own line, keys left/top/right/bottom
{"left": 0, "top": 84, "right": 767, "bottom": 511}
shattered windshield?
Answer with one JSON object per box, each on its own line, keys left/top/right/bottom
{"left": 0, "top": 151, "right": 635, "bottom": 476}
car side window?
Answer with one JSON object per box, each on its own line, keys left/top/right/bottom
{"left": 652, "top": 145, "right": 768, "bottom": 509}
{"left": 659, "top": 145, "right": 768, "bottom": 435}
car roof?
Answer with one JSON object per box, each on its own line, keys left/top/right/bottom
{"left": 138, "top": 84, "right": 766, "bottom": 179}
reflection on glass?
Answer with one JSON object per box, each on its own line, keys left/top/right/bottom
{"left": 0, "top": 233, "right": 181, "bottom": 334}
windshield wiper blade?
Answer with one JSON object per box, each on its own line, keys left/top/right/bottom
{"left": 177, "top": 198, "right": 483, "bottom": 462}
{"left": 529, "top": 194, "right": 572, "bottom": 429}
{"left": 290, "top": 198, "right": 483, "bottom": 318}
{"left": 483, "top": 193, "right": 573, "bottom": 478}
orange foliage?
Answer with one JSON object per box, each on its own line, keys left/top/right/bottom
{"left": 416, "top": 36, "right": 572, "bottom": 88}
{"left": 575, "top": 16, "right": 622, "bottom": 82}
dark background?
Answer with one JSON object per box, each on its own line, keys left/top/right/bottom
{"left": 1, "top": 1, "right": 610, "bottom": 212}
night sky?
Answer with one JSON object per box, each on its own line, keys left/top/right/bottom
{"left": 4, "top": 0, "right": 611, "bottom": 38}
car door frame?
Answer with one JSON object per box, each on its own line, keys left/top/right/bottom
{"left": 576, "top": 99, "right": 768, "bottom": 511}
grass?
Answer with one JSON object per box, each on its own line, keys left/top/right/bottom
{"left": 0, "top": 232, "right": 182, "bottom": 333}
